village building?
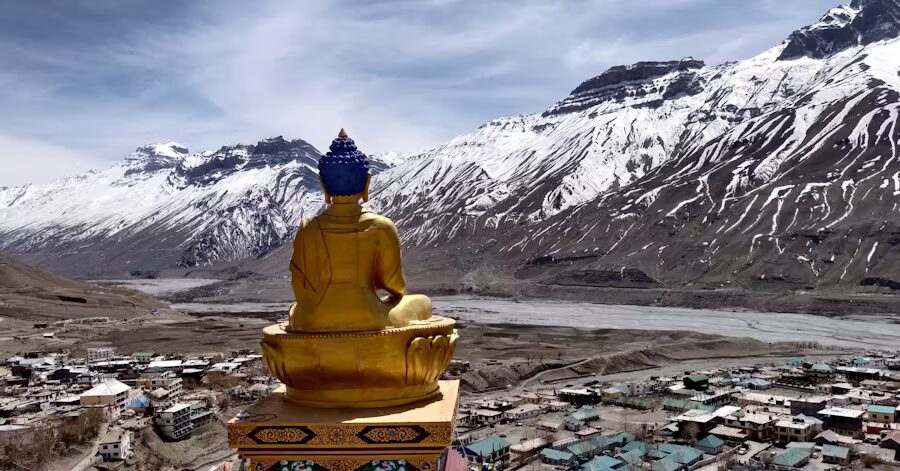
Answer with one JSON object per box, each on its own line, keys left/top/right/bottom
{"left": 131, "top": 352, "right": 155, "bottom": 363}
{"left": 462, "top": 436, "right": 511, "bottom": 468}
{"left": 821, "top": 444, "right": 851, "bottom": 465}
{"left": 695, "top": 434, "right": 724, "bottom": 454}
{"left": 790, "top": 396, "right": 829, "bottom": 416}
{"left": 155, "top": 402, "right": 193, "bottom": 440}
{"left": 818, "top": 407, "right": 866, "bottom": 438}
{"left": 866, "top": 404, "right": 897, "bottom": 423}
{"left": 558, "top": 388, "right": 598, "bottom": 406}
{"left": 539, "top": 447, "right": 575, "bottom": 466}
{"left": 503, "top": 403, "right": 542, "bottom": 421}
{"left": 79, "top": 379, "right": 131, "bottom": 408}
{"left": 724, "top": 411, "right": 777, "bottom": 441}
{"left": 774, "top": 414, "right": 823, "bottom": 443}
{"left": 773, "top": 447, "right": 811, "bottom": 468}
{"left": 98, "top": 429, "right": 132, "bottom": 461}
{"left": 86, "top": 347, "right": 116, "bottom": 363}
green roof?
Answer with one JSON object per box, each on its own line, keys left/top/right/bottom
{"left": 583, "top": 455, "right": 622, "bottom": 471}
{"left": 571, "top": 405, "right": 599, "bottom": 421}
{"left": 810, "top": 363, "right": 833, "bottom": 372}
{"left": 466, "top": 436, "right": 511, "bottom": 456}
{"left": 685, "top": 374, "right": 709, "bottom": 382}
{"left": 655, "top": 444, "right": 703, "bottom": 464}
{"left": 662, "top": 398, "right": 715, "bottom": 412}
{"left": 821, "top": 444, "right": 849, "bottom": 459}
{"left": 787, "top": 358, "right": 804, "bottom": 365}
{"left": 867, "top": 404, "right": 896, "bottom": 414}
{"left": 852, "top": 357, "right": 869, "bottom": 365}
{"left": 773, "top": 448, "right": 810, "bottom": 467}
{"left": 539, "top": 448, "right": 574, "bottom": 462}
{"left": 667, "top": 448, "right": 703, "bottom": 465}
{"left": 132, "top": 352, "right": 154, "bottom": 356}
{"left": 696, "top": 435, "right": 724, "bottom": 449}
{"left": 650, "top": 458, "right": 681, "bottom": 471}
{"left": 619, "top": 449, "right": 643, "bottom": 465}
{"left": 622, "top": 441, "right": 649, "bottom": 455}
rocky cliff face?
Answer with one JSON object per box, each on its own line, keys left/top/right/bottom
{"left": 779, "top": 0, "right": 900, "bottom": 59}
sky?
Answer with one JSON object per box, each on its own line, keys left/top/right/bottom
{"left": 0, "top": 0, "right": 839, "bottom": 187}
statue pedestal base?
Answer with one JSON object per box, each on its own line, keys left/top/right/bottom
{"left": 228, "top": 380, "right": 460, "bottom": 471}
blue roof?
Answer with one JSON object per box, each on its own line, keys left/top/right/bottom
{"left": 648, "top": 449, "right": 669, "bottom": 459}
{"left": 867, "top": 404, "right": 896, "bottom": 414}
{"left": 127, "top": 396, "right": 149, "bottom": 408}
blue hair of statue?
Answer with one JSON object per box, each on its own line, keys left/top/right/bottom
{"left": 318, "top": 136, "right": 371, "bottom": 196}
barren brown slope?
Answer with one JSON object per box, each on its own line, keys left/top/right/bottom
{"left": 0, "top": 254, "right": 168, "bottom": 322}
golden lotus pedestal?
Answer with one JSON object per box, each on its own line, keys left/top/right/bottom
{"left": 227, "top": 380, "right": 460, "bottom": 471}
{"left": 228, "top": 316, "right": 461, "bottom": 470}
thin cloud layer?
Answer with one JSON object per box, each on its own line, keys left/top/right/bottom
{"left": 0, "top": 0, "right": 837, "bottom": 185}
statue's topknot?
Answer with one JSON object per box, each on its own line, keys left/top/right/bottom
{"left": 318, "top": 129, "right": 370, "bottom": 196}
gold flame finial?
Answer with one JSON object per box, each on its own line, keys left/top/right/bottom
{"left": 338, "top": 128, "right": 348, "bottom": 138}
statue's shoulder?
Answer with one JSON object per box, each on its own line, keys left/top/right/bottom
{"left": 299, "top": 216, "right": 324, "bottom": 232}
{"left": 360, "top": 211, "right": 398, "bottom": 231}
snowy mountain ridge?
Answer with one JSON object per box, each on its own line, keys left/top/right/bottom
{"left": 2, "top": 0, "right": 900, "bottom": 294}
{"left": 0, "top": 137, "right": 388, "bottom": 273}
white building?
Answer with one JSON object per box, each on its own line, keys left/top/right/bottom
{"left": 143, "top": 374, "right": 183, "bottom": 399}
{"left": 472, "top": 409, "right": 503, "bottom": 425}
{"left": 504, "top": 404, "right": 543, "bottom": 421}
{"left": 155, "top": 403, "right": 193, "bottom": 440}
{"left": 80, "top": 379, "right": 131, "bottom": 408}
{"left": 774, "top": 415, "right": 823, "bottom": 443}
{"left": 622, "top": 380, "right": 655, "bottom": 396}
{"left": 99, "top": 429, "right": 132, "bottom": 461}
{"left": 86, "top": 347, "right": 115, "bottom": 363}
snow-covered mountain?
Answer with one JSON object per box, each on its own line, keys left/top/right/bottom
{"left": 2, "top": 0, "right": 900, "bottom": 294}
{"left": 367, "top": 0, "right": 900, "bottom": 292}
{"left": 0, "top": 137, "right": 388, "bottom": 275}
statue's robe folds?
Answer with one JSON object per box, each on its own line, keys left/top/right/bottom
{"left": 289, "top": 205, "right": 427, "bottom": 332}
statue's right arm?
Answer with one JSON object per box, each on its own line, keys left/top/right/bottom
{"left": 373, "top": 219, "right": 408, "bottom": 298}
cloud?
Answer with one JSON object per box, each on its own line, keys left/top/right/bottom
{"left": 0, "top": 134, "right": 104, "bottom": 187}
{"left": 0, "top": 0, "right": 840, "bottom": 186}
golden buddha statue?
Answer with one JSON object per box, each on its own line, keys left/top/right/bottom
{"left": 260, "top": 129, "right": 458, "bottom": 409}
{"left": 287, "top": 130, "right": 432, "bottom": 332}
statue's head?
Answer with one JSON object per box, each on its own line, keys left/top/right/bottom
{"left": 318, "top": 129, "right": 371, "bottom": 203}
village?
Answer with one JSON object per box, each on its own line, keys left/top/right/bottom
{"left": 0, "top": 345, "right": 276, "bottom": 470}
{"left": 2, "top": 342, "right": 900, "bottom": 470}
{"left": 450, "top": 353, "right": 900, "bottom": 471}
